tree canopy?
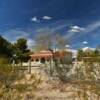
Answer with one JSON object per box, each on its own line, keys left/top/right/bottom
{"left": 13, "top": 38, "right": 30, "bottom": 63}
{"left": 0, "top": 36, "right": 13, "bottom": 58}
{"left": 0, "top": 36, "right": 30, "bottom": 63}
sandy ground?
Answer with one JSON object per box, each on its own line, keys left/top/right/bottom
{"left": 21, "top": 66, "right": 99, "bottom": 100}
{"left": 25, "top": 67, "right": 84, "bottom": 100}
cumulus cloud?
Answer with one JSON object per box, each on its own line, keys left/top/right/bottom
{"left": 66, "top": 21, "right": 100, "bottom": 41}
{"left": 31, "top": 16, "right": 39, "bottom": 22}
{"left": 43, "top": 16, "right": 52, "bottom": 20}
{"left": 68, "top": 25, "right": 85, "bottom": 33}
{"left": 65, "top": 25, "right": 85, "bottom": 39}
{"left": 65, "top": 45, "right": 70, "bottom": 48}
{"left": 83, "top": 41, "right": 88, "bottom": 44}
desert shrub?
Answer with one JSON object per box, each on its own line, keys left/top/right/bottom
{"left": 0, "top": 58, "right": 13, "bottom": 88}
{"left": 0, "top": 57, "right": 24, "bottom": 89}
{"left": 30, "top": 73, "right": 42, "bottom": 90}
{"left": 0, "top": 57, "right": 9, "bottom": 64}
{"left": 14, "top": 84, "right": 29, "bottom": 93}
{"left": 53, "top": 58, "right": 72, "bottom": 82}
{"left": 0, "top": 87, "right": 22, "bottom": 100}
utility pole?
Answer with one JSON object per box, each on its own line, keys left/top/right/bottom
{"left": 28, "top": 59, "right": 31, "bottom": 74}
{"left": 48, "top": 49, "right": 54, "bottom": 77}
{"left": 12, "top": 54, "right": 16, "bottom": 71}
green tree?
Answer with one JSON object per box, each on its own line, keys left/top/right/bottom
{"left": 0, "top": 36, "right": 13, "bottom": 58}
{"left": 77, "top": 49, "right": 83, "bottom": 61}
{"left": 14, "top": 38, "right": 30, "bottom": 66}
{"left": 94, "top": 49, "right": 99, "bottom": 56}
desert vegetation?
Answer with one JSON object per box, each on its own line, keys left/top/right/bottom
{"left": 0, "top": 34, "right": 100, "bottom": 100}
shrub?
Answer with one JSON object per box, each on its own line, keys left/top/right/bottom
{"left": 14, "top": 84, "right": 29, "bottom": 93}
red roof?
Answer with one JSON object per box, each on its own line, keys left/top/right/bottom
{"left": 30, "top": 50, "right": 53, "bottom": 59}
{"left": 30, "top": 50, "right": 72, "bottom": 60}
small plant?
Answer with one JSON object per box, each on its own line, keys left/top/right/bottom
{"left": 14, "top": 84, "right": 29, "bottom": 93}
{"left": 31, "top": 73, "right": 42, "bottom": 89}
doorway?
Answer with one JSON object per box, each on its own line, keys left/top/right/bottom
{"left": 41, "top": 57, "right": 45, "bottom": 63}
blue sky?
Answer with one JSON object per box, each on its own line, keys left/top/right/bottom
{"left": 0, "top": 0, "right": 100, "bottom": 49}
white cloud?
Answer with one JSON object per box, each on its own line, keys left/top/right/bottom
{"left": 27, "top": 39, "right": 35, "bottom": 49}
{"left": 68, "top": 25, "right": 85, "bottom": 33}
{"left": 31, "top": 16, "right": 39, "bottom": 22}
{"left": 43, "top": 16, "right": 52, "bottom": 20}
{"left": 83, "top": 41, "right": 88, "bottom": 44}
{"left": 66, "top": 21, "right": 100, "bottom": 41}
{"left": 65, "top": 25, "right": 85, "bottom": 39}
{"left": 85, "top": 21, "right": 100, "bottom": 33}
{"left": 3, "top": 29, "right": 29, "bottom": 41}
{"left": 65, "top": 45, "right": 70, "bottom": 48}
